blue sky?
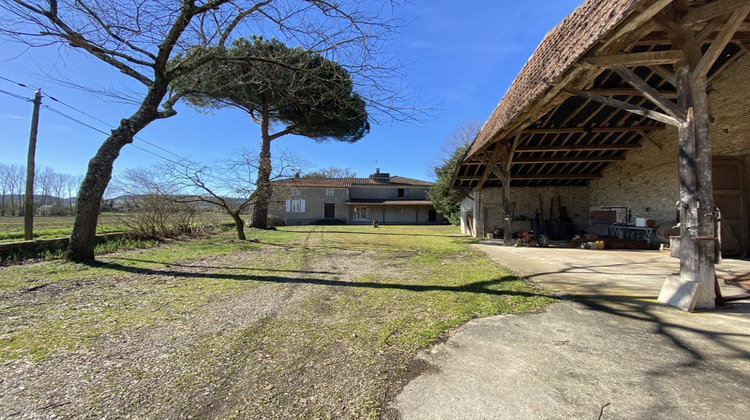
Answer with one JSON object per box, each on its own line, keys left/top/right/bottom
{"left": 0, "top": 1, "right": 581, "bottom": 185}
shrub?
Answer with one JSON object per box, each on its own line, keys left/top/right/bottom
{"left": 119, "top": 195, "right": 199, "bottom": 239}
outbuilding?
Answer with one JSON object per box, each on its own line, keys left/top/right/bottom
{"left": 453, "top": 0, "right": 750, "bottom": 310}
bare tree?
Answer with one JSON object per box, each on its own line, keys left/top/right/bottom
{"left": 36, "top": 166, "right": 55, "bottom": 209}
{"left": 427, "top": 121, "right": 482, "bottom": 225}
{"left": 304, "top": 167, "right": 357, "bottom": 178}
{"left": 430, "top": 120, "right": 483, "bottom": 169}
{"left": 1, "top": 0, "right": 408, "bottom": 261}
{"left": 0, "top": 163, "right": 27, "bottom": 216}
{"left": 112, "top": 166, "right": 199, "bottom": 239}
{"left": 65, "top": 174, "right": 82, "bottom": 212}
{"left": 165, "top": 148, "right": 306, "bottom": 240}
{"left": 0, "top": 164, "right": 9, "bottom": 216}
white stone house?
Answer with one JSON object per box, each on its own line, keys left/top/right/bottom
{"left": 269, "top": 170, "right": 443, "bottom": 225}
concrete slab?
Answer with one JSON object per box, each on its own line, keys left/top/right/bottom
{"left": 392, "top": 244, "right": 750, "bottom": 419}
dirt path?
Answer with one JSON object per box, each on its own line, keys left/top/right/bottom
{"left": 1, "top": 225, "right": 551, "bottom": 418}
{"left": 1, "top": 227, "right": 397, "bottom": 418}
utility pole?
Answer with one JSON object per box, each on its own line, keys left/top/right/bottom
{"left": 24, "top": 89, "right": 42, "bottom": 241}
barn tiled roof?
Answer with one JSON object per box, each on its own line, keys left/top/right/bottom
{"left": 468, "top": 0, "right": 642, "bottom": 156}
{"left": 272, "top": 176, "right": 433, "bottom": 188}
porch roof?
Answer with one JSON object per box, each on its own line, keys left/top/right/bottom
{"left": 346, "top": 199, "right": 433, "bottom": 206}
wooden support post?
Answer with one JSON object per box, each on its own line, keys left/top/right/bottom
{"left": 502, "top": 135, "right": 520, "bottom": 246}
{"left": 673, "top": 8, "right": 717, "bottom": 310}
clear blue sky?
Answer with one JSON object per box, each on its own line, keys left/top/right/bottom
{"left": 0, "top": 1, "right": 581, "bottom": 185}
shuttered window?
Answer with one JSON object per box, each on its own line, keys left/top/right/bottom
{"left": 285, "top": 199, "right": 306, "bottom": 213}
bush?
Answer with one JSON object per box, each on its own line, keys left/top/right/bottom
{"left": 119, "top": 195, "right": 199, "bottom": 239}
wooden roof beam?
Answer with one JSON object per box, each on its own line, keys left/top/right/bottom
{"left": 584, "top": 87, "right": 677, "bottom": 98}
{"left": 521, "top": 125, "right": 663, "bottom": 134}
{"left": 651, "top": 65, "right": 677, "bottom": 86}
{"left": 516, "top": 143, "right": 641, "bottom": 152}
{"left": 512, "top": 173, "right": 603, "bottom": 180}
{"left": 582, "top": 50, "right": 684, "bottom": 67}
{"left": 563, "top": 88, "right": 681, "bottom": 126}
{"left": 684, "top": 0, "right": 750, "bottom": 25}
{"left": 694, "top": 6, "right": 750, "bottom": 78}
{"left": 611, "top": 63, "right": 687, "bottom": 123}
{"left": 512, "top": 156, "right": 626, "bottom": 164}
{"left": 455, "top": 173, "right": 602, "bottom": 181}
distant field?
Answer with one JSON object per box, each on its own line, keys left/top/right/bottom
{"left": 0, "top": 212, "right": 234, "bottom": 242}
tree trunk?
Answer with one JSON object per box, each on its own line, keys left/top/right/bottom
{"left": 67, "top": 91, "right": 164, "bottom": 262}
{"left": 249, "top": 98, "right": 272, "bottom": 229}
{"left": 231, "top": 211, "right": 246, "bottom": 240}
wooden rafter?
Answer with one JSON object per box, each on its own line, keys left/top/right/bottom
{"left": 516, "top": 143, "right": 641, "bottom": 152}
{"left": 694, "top": 6, "right": 750, "bottom": 78}
{"left": 582, "top": 50, "right": 684, "bottom": 67}
{"left": 695, "top": 16, "right": 725, "bottom": 42}
{"left": 683, "top": 0, "right": 750, "bottom": 25}
{"left": 611, "top": 63, "right": 687, "bottom": 123}
{"left": 512, "top": 156, "right": 626, "bottom": 164}
{"left": 521, "top": 125, "right": 663, "bottom": 134}
{"left": 563, "top": 88, "right": 681, "bottom": 126}
{"left": 650, "top": 65, "right": 677, "bottom": 86}
{"left": 584, "top": 87, "right": 678, "bottom": 98}
{"left": 455, "top": 173, "right": 601, "bottom": 181}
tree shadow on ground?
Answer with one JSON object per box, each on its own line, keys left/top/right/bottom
{"left": 105, "top": 257, "right": 341, "bottom": 275}
{"left": 84, "top": 260, "right": 553, "bottom": 299}
{"left": 566, "top": 293, "right": 750, "bottom": 418}
{"left": 572, "top": 294, "right": 750, "bottom": 362}
{"left": 284, "top": 229, "right": 456, "bottom": 238}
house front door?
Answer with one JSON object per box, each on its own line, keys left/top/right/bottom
{"left": 324, "top": 202, "right": 336, "bottom": 219}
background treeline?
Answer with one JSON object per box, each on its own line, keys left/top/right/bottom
{"left": 0, "top": 163, "right": 82, "bottom": 216}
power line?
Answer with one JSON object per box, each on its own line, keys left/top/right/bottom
{"left": 42, "top": 104, "right": 188, "bottom": 167}
{"left": 0, "top": 88, "right": 32, "bottom": 102}
{"left": 46, "top": 94, "right": 188, "bottom": 160}
{"left": 1, "top": 74, "right": 190, "bottom": 163}
{"left": 0, "top": 75, "right": 36, "bottom": 90}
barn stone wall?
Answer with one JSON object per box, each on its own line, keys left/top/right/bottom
{"left": 590, "top": 53, "right": 750, "bottom": 229}
{"left": 479, "top": 186, "right": 590, "bottom": 234}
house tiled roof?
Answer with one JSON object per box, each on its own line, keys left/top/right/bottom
{"left": 346, "top": 199, "right": 433, "bottom": 206}
{"left": 272, "top": 176, "right": 433, "bottom": 188}
{"left": 467, "top": 0, "right": 641, "bottom": 157}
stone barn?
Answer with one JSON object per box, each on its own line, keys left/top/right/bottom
{"left": 453, "top": 0, "right": 750, "bottom": 309}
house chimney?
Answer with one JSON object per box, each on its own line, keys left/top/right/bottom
{"left": 369, "top": 169, "right": 391, "bottom": 182}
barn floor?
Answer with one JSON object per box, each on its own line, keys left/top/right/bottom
{"left": 474, "top": 241, "right": 750, "bottom": 304}
{"left": 392, "top": 243, "right": 750, "bottom": 419}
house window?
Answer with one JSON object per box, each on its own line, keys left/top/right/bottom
{"left": 395, "top": 207, "right": 404, "bottom": 215}
{"left": 397, "top": 188, "right": 408, "bottom": 198}
{"left": 293, "top": 187, "right": 300, "bottom": 196}
{"left": 286, "top": 198, "right": 305, "bottom": 213}
{"left": 352, "top": 206, "right": 368, "bottom": 220}
{"left": 326, "top": 188, "right": 334, "bottom": 196}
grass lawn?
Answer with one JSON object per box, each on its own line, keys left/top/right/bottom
{"left": 0, "top": 225, "right": 554, "bottom": 418}
{"left": 0, "top": 212, "right": 233, "bottom": 242}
